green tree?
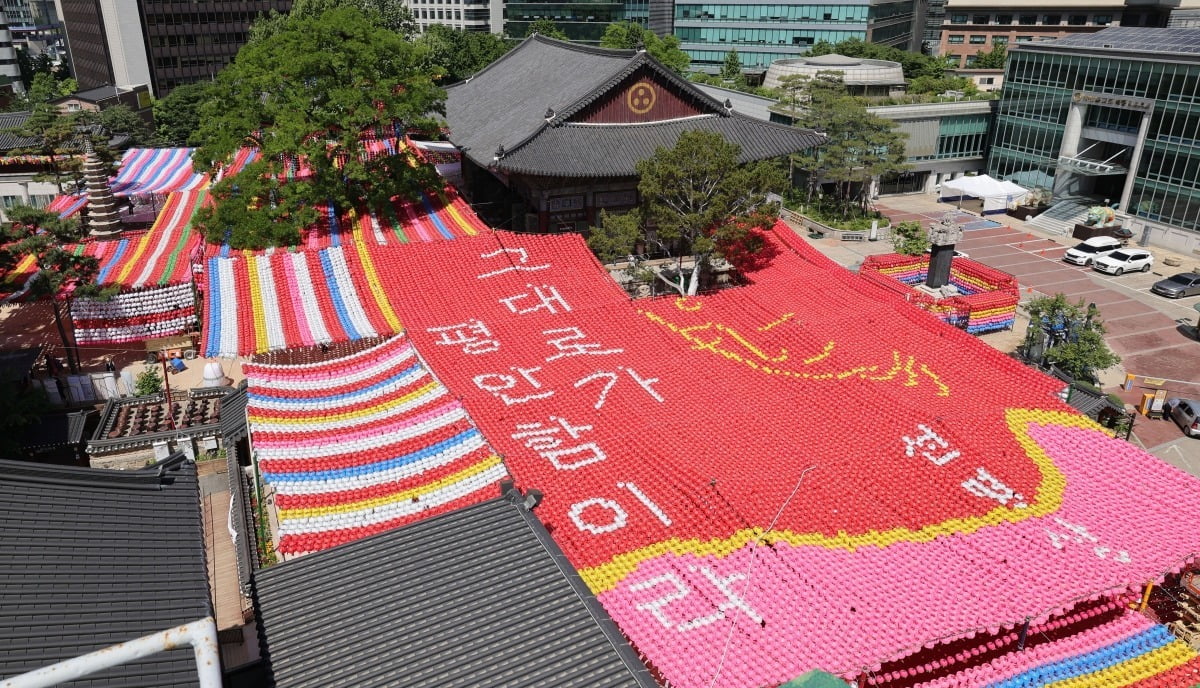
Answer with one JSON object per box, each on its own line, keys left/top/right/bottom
{"left": 790, "top": 74, "right": 908, "bottom": 215}
{"left": 249, "top": 0, "right": 417, "bottom": 43}
{"left": 890, "top": 221, "right": 928, "bottom": 255}
{"left": 0, "top": 380, "right": 50, "bottom": 458}
{"left": 96, "top": 104, "right": 160, "bottom": 146}
{"left": 972, "top": 41, "right": 1007, "bottom": 69}
{"left": 587, "top": 130, "right": 786, "bottom": 295}
{"left": 153, "top": 82, "right": 216, "bottom": 145}
{"left": 720, "top": 49, "right": 744, "bottom": 83}
{"left": 0, "top": 206, "right": 108, "bottom": 373}
{"left": 134, "top": 366, "right": 165, "bottom": 396}
{"left": 810, "top": 38, "right": 947, "bottom": 80}
{"left": 417, "top": 24, "right": 514, "bottom": 83}
{"left": 908, "top": 74, "right": 977, "bottom": 96}
{"left": 522, "top": 18, "right": 568, "bottom": 39}
{"left": 599, "top": 21, "right": 690, "bottom": 74}
{"left": 192, "top": 7, "right": 445, "bottom": 249}
{"left": 1022, "top": 294, "right": 1120, "bottom": 383}
{"left": 5, "top": 100, "right": 84, "bottom": 193}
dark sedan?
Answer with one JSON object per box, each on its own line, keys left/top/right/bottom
{"left": 1151, "top": 272, "right": 1200, "bottom": 298}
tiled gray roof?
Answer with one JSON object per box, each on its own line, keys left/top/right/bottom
{"left": 253, "top": 493, "right": 657, "bottom": 688}
{"left": 0, "top": 110, "right": 37, "bottom": 151}
{"left": 445, "top": 35, "right": 732, "bottom": 173}
{"left": 497, "top": 113, "right": 826, "bottom": 177}
{"left": 0, "top": 455, "right": 211, "bottom": 687}
{"left": 18, "top": 409, "right": 92, "bottom": 451}
{"left": 219, "top": 383, "right": 248, "bottom": 442}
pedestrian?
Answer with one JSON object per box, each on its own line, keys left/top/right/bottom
{"left": 104, "top": 357, "right": 116, "bottom": 373}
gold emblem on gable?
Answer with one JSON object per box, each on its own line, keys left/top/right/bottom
{"left": 626, "top": 82, "right": 657, "bottom": 114}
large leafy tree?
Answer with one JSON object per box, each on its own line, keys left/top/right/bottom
{"left": 95, "top": 104, "right": 160, "bottom": 146}
{"left": 972, "top": 42, "right": 1007, "bottom": 69}
{"left": 6, "top": 100, "right": 84, "bottom": 193}
{"left": 192, "top": 7, "right": 445, "bottom": 249}
{"left": 153, "top": 82, "right": 216, "bottom": 145}
{"left": 587, "top": 130, "right": 786, "bottom": 295}
{"left": 0, "top": 206, "right": 110, "bottom": 373}
{"left": 599, "top": 21, "right": 690, "bottom": 74}
{"left": 789, "top": 73, "right": 908, "bottom": 215}
{"left": 249, "top": 0, "right": 418, "bottom": 43}
{"left": 417, "top": 24, "right": 514, "bottom": 83}
{"left": 720, "top": 49, "right": 744, "bottom": 83}
{"left": 1022, "top": 294, "right": 1120, "bottom": 383}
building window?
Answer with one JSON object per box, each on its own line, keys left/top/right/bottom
{"left": 980, "top": 77, "right": 994, "bottom": 84}
{"left": 948, "top": 34, "right": 964, "bottom": 43}
{"left": 1016, "top": 35, "right": 1033, "bottom": 41}
{"left": 1043, "top": 14, "right": 1060, "bottom": 25}
{"left": 951, "top": 13, "right": 967, "bottom": 23}
{"left": 969, "top": 34, "right": 987, "bottom": 43}
{"left": 1094, "top": 14, "right": 1111, "bottom": 25}
{"left": 973, "top": 14, "right": 989, "bottom": 23}
{"left": 1068, "top": 14, "right": 1086, "bottom": 24}
{"left": 992, "top": 36, "right": 1007, "bottom": 43}
{"left": 995, "top": 14, "right": 1012, "bottom": 24}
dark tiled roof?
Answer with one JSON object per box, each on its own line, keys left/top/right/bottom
{"left": 497, "top": 114, "right": 826, "bottom": 177}
{"left": 0, "top": 110, "right": 37, "bottom": 152}
{"left": 219, "top": 383, "right": 248, "bottom": 442}
{"left": 0, "top": 455, "right": 212, "bottom": 686}
{"left": 226, "top": 438, "right": 257, "bottom": 596}
{"left": 0, "top": 346, "right": 41, "bottom": 381}
{"left": 445, "top": 35, "right": 733, "bottom": 173}
{"left": 65, "top": 85, "right": 123, "bottom": 102}
{"left": 253, "top": 493, "right": 657, "bottom": 688}
{"left": 19, "top": 409, "right": 92, "bottom": 450}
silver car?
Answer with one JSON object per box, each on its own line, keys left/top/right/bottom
{"left": 1151, "top": 272, "right": 1200, "bottom": 299}
{"left": 1165, "top": 398, "right": 1200, "bottom": 438}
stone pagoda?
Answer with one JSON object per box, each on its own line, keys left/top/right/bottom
{"left": 82, "top": 138, "right": 122, "bottom": 238}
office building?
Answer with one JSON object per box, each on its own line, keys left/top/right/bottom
{"left": 503, "top": 0, "right": 626, "bottom": 42}
{"left": 412, "top": 0, "right": 502, "bottom": 32}
{"left": 0, "top": 13, "right": 21, "bottom": 93}
{"left": 673, "top": 0, "right": 923, "bottom": 73}
{"left": 58, "top": 0, "right": 291, "bottom": 96}
{"left": 989, "top": 26, "right": 1200, "bottom": 251}
{"left": 938, "top": 0, "right": 1178, "bottom": 68}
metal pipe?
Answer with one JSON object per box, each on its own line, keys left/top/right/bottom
{"left": 2, "top": 617, "right": 222, "bottom": 688}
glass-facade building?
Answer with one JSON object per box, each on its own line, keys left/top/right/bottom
{"left": 989, "top": 27, "right": 1200, "bottom": 239}
{"left": 674, "top": 0, "right": 919, "bottom": 71}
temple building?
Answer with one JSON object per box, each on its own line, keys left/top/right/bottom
{"left": 444, "top": 35, "right": 824, "bottom": 233}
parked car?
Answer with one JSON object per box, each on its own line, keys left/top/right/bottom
{"left": 1092, "top": 249, "right": 1153, "bottom": 275}
{"left": 1165, "top": 398, "right": 1200, "bottom": 437}
{"left": 1063, "top": 236, "right": 1123, "bottom": 266}
{"left": 1151, "top": 272, "right": 1200, "bottom": 298}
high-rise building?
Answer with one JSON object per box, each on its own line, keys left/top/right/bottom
{"left": 988, "top": 26, "right": 1200, "bottom": 250}
{"left": 503, "top": 0, "right": 626, "bottom": 42}
{"left": 57, "top": 0, "right": 291, "bottom": 96}
{"left": 0, "top": 11, "right": 22, "bottom": 94}
{"left": 673, "top": 0, "right": 923, "bottom": 73}
{"left": 410, "top": 0, "right": 503, "bottom": 32}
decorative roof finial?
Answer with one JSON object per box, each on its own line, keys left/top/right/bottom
{"left": 724, "top": 98, "right": 733, "bottom": 112}
{"left": 636, "top": 38, "right": 646, "bottom": 52}
{"left": 494, "top": 144, "right": 505, "bottom": 161}
{"left": 545, "top": 107, "right": 555, "bottom": 121}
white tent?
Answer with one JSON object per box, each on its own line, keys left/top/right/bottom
{"left": 939, "top": 175, "right": 1029, "bottom": 214}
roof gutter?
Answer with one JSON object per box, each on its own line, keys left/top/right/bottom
{"left": 1, "top": 617, "right": 222, "bottom": 688}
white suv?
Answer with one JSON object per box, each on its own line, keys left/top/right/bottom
{"left": 1093, "top": 249, "right": 1153, "bottom": 275}
{"left": 1063, "top": 236, "right": 1124, "bottom": 266}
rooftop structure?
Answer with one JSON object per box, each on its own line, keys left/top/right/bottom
{"left": 762, "top": 53, "right": 907, "bottom": 94}
{"left": 87, "top": 388, "right": 226, "bottom": 466}
{"left": 445, "top": 35, "right": 822, "bottom": 231}
{"left": 0, "top": 455, "right": 214, "bottom": 685}
{"left": 253, "top": 492, "right": 657, "bottom": 688}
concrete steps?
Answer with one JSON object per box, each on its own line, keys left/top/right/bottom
{"left": 1028, "top": 200, "right": 1093, "bottom": 236}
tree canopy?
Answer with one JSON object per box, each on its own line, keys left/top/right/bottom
{"left": 972, "top": 42, "right": 1007, "bottom": 69}
{"left": 599, "top": 22, "right": 690, "bottom": 74}
{"left": 192, "top": 7, "right": 445, "bottom": 249}
{"left": 810, "top": 38, "right": 950, "bottom": 80}
{"left": 154, "top": 82, "right": 217, "bottom": 145}
{"left": 788, "top": 73, "right": 908, "bottom": 215}
{"left": 417, "top": 24, "right": 514, "bottom": 83}
{"left": 521, "top": 19, "right": 569, "bottom": 39}
{"left": 248, "top": 0, "right": 417, "bottom": 43}
{"left": 587, "top": 130, "right": 785, "bottom": 295}
{"left": 1022, "top": 294, "right": 1120, "bottom": 383}
{"left": 720, "top": 49, "right": 744, "bottom": 83}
